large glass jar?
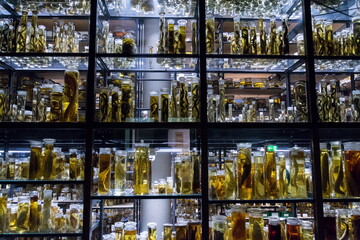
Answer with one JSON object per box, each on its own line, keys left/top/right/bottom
{"left": 134, "top": 140, "right": 150, "bottom": 195}
{"left": 343, "top": 142, "right": 360, "bottom": 197}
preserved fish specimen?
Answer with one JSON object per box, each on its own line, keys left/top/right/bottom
{"left": 63, "top": 67, "right": 79, "bottom": 122}
{"left": 217, "top": 80, "right": 226, "bottom": 122}
{"left": 178, "top": 20, "right": 187, "bottom": 54}
{"left": 181, "top": 155, "right": 193, "bottom": 194}
{"left": 98, "top": 148, "right": 111, "bottom": 195}
{"left": 301, "top": 221, "right": 313, "bottom": 240}
{"left": 43, "top": 138, "right": 56, "bottom": 180}
{"left": 325, "top": 21, "right": 334, "bottom": 55}
{"left": 282, "top": 17, "right": 289, "bottom": 54}
{"left": 250, "top": 24, "right": 257, "bottom": 54}
{"left": 337, "top": 209, "right": 350, "bottom": 240}
{"left": 265, "top": 145, "right": 278, "bottom": 199}
{"left": 249, "top": 208, "right": 264, "bottom": 240}
{"left": 351, "top": 210, "right": 360, "bottom": 239}
{"left": 16, "top": 90, "right": 27, "bottom": 122}
{"left": 69, "top": 149, "right": 79, "bottom": 180}
{"left": 353, "top": 17, "right": 360, "bottom": 55}
{"left": 293, "top": 80, "right": 308, "bottom": 122}
{"left": 212, "top": 215, "right": 227, "bottom": 240}
{"left": 54, "top": 213, "right": 66, "bottom": 232}
{"left": 268, "top": 217, "right": 281, "bottom": 240}
{"left": 329, "top": 79, "right": 340, "bottom": 122}
{"left": 29, "top": 141, "right": 42, "bottom": 180}
{"left": 237, "top": 143, "right": 252, "bottom": 199}
{"left": 206, "top": 17, "right": 215, "bottom": 53}
{"left": 169, "top": 80, "right": 178, "bottom": 119}
{"left": 147, "top": 222, "right": 157, "bottom": 240}
{"left": 163, "top": 223, "right": 173, "bottom": 240}
{"left": 134, "top": 141, "right": 150, "bottom": 195}
{"left": 120, "top": 80, "right": 134, "bottom": 121}
{"left": 259, "top": 18, "right": 267, "bottom": 54}
{"left": 191, "top": 20, "right": 197, "bottom": 54}
{"left": 253, "top": 151, "right": 265, "bottom": 199}
{"left": 42, "top": 190, "right": 52, "bottom": 231}
{"left": 289, "top": 147, "right": 306, "bottom": 198}
{"left": 0, "top": 189, "right": 7, "bottom": 233}
{"left": 241, "top": 24, "right": 250, "bottom": 54}
{"left": 179, "top": 78, "right": 188, "bottom": 118}
{"left": 232, "top": 18, "right": 241, "bottom": 54}
{"left": 124, "top": 222, "right": 137, "bottom": 240}
{"left": 231, "top": 205, "right": 246, "bottom": 240}
{"left": 29, "top": 191, "right": 40, "bottom": 232}
{"left": 150, "top": 91, "right": 159, "bottom": 121}
{"left": 158, "top": 12, "right": 166, "bottom": 54}
{"left": 99, "top": 87, "right": 111, "bottom": 122}
{"left": 175, "top": 223, "right": 187, "bottom": 240}
{"left": 277, "top": 152, "right": 288, "bottom": 198}
{"left": 224, "top": 157, "right": 235, "bottom": 199}
{"left": 37, "top": 25, "right": 46, "bottom": 53}
{"left": 192, "top": 77, "right": 200, "bottom": 121}
{"left": 17, "top": 196, "right": 30, "bottom": 233}
{"left": 269, "top": 18, "right": 277, "bottom": 55}
{"left": 188, "top": 222, "right": 201, "bottom": 240}
{"left": 330, "top": 141, "right": 346, "bottom": 198}
{"left": 114, "top": 150, "right": 127, "bottom": 195}
{"left": 344, "top": 142, "right": 360, "bottom": 197}
{"left": 69, "top": 205, "right": 79, "bottom": 232}
{"left": 215, "top": 170, "right": 226, "bottom": 200}
{"left": 161, "top": 88, "right": 169, "bottom": 122}
{"left": 111, "top": 86, "right": 121, "bottom": 122}
{"left": 29, "top": 11, "right": 38, "bottom": 52}
{"left": 320, "top": 143, "right": 330, "bottom": 198}
{"left": 324, "top": 210, "right": 336, "bottom": 240}
{"left": 168, "top": 20, "right": 175, "bottom": 54}
{"left": 16, "top": 11, "right": 27, "bottom": 52}
{"left": 318, "top": 79, "right": 330, "bottom": 122}
{"left": 192, "top": 149, "right": 201, "bottom": 193}
{"left": 115, "top": 222, "right": 124, "bottom": 240}
{"left": 286, "top": 217, "right": 300, "bottom": 240}
{"left": 50, "top": 85, "right": 63, "bottom": 122}
{"left": 315, "top": 19, "right": 325, "bottom": 55}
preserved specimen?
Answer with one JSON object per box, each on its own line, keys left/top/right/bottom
{"left": 98, "top": 148, "right": 111, "bottom": 195}
{"left": 134, "top": 141, "right": 150, "bottom": 195}
{"left": 237, "top": 143, "right": 252, "bottom": 199}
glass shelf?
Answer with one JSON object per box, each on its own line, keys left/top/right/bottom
{"left": 0, "top": 56, "right": 88, "bottom": 71}
{"left": 311, "top": 0, "right": 356, "bottom": 21}
{"left": 206, "top": 58, "right": 304, "bottom": 73}
{"left": 315, "top": 59, "right": 360, "bottom": 73}
{"left": 98, "top": 57, "right": 198, "bottom": 72}
{"left": 209, "top": 198, "right": 315, "bottom": 204}
{"left": 92, "top": 194, "right": 202, "bottom": 199}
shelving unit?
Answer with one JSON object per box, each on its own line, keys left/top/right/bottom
{"left": 0, "top": 0, "right": 360, "bottom": 239}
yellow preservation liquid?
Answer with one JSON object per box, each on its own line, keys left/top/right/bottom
{"left": 0, "top": 190, "right": 7, "bottom": 233}
{"left": 249, "top": 209, "right": 264, "bottom": 240}
{"left": 161, "top": 88, "right": 169, "bottom": 122}
{"left": 29, "top": 191, "right": 40, "bottom": 232}
{"left": 169, "top": 81, "right": 178, "bottom": 119}
{"left": 237, "top": 143, "right": 252, "bottom": 199}
{"left": 232, "top": 18, "right": 241, "bottom": 54}
{"left": 192, "top": 150, "right": 201, "bottom": 194}
{"left": 29, "top": 11, "right": 38, "bottom": 52}
{"left": 265, "top": 145, "right": 278, "bottom": 199}
{"left": 120, "top": 80, "right": 134, "bottom": 121}
{"left": 99, "top": 87, "right": 111, "bottom": 122}
{"left": 259, "top": 18, "right": 267, "bottom": 55}
{"left": 16, "top": 11, "right": 27, "bottom": 52}
{"left": 175, "top": 223, "right": 187, "bottom": 240}
{"left": 148, "top": 222, "right": 157, "bottom": 240}
{"left": 167, "top": 19, "right": 175, "bottom": 54}
{"left": 163, "top": 224, "right": 173, "bottom": 240}
{"left": 98, "top": 148, "right": 111, "bottom": 195}
{"left": 330, "top": 141, "right": 346, "bottom": 198}
{"left": 150, "top": 91, "right": 159, "bottom": 122}
{"left": 17, "top": 196, "right": 30, "bottom": 233}
{"left": 320, "top": 143, "right": 330, "bottom": 198}
{"left": 9, "top": 207, "right": 17, "bottom": 232}
{"left": 175, "top": 158, "right": 182, "bottom": 193}
{"left": 224, "top": 158, "right": 236, "bottom": 200}
{"left": 191, "top": 78, "right": 200, "bottom": 121}
{"left": 253, "top": 151, "right": 265, "bottom": 199}
{"left": 50, "top": 85, "right": 63, "bottom": 122}
{"left": 188, "top": 222, "right": 201, "bottom": 240}
{"left": 215, "top": 170, "right": 226, "bottom": 200}
{"left": 241, "top": 25, "right": 250, "bottom": 54}
{"left": 29, "top": 142, "right": 42, "bottom": 180}
{"left": 289, "top": 147, "right": 306, "bottom": 198}
{"left": 134, "top": 141, "right": 150, "bottom": 195}
{"left": 111, "top": 86, "right": 122, "bottom": 122}
{"left": 177, "top": 20, "right": 187, "bottom": 54}
{"left": 63, "top": 68, "right": 79, "bottom": 122}
{"left": 69, "top": 149, "right": 79, "bottom": 180}
{"left": 124, "top": 222, "right": 137, "bottom": 240}
{"left": 115, "top": 222, "right": 124, "bottom": 240}
{"left": 277, "top": 152, "right": 288, "bottom": 199}
{"left": 179, "top": 78, "right": 188, "bottom": 119}
{"left": 43, "top": 138, "right": 56, "bottom": 180}
{"left": 206, "top": 17, "right": 215, "bottom": 53}
{"left": 114, "top": 150, "right": 127, "bottom": 195}
{"left": 231, "top": 205, "right": 246, "bottom": 240}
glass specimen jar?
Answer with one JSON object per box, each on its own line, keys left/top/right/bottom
{"left": 50, "top": 84, "right": 63, "bottom": 122}
{"left": 289, "top": 146, "right": 306, "bottom": 198}
{"left": 353, "top": 16, "right": 360, "bottom": 55}
{"left": 147, "top": 222, "right": 157, "bottom": 240}
{"left": 253, "top": 151, "right": 265, "bottom": 199}
{"left": 330, "top": 141, "right": 346, "bottom": 198}
{"left": 16, "top": 90, "right": 27, "bottom": 122}
{"left": 177, "top": 19, "right": 187, "bottom": 54}
{"left": 69, "top": 149, "right": 79, "bottom": 180}
{"left": 63, "top": 66, "right": 80, "bottom": 122}
{"left": 300, "top": 221, "right": 313, "bottom": 240}
{"left": 124, "top": 221, "right": 137, "bottom": 240}
{"left": 224, "top": 157, "right": 235, "bottom": 200}
{"left": 163, "top": 223, "right": 173, "bottom": 240}
{"left": 175, "top": 222, "right": 187, "bottom": 240}
{"left": 215, "top": 170, "right": 225, "bottom": 200}
{"left": 114, "top": 221, "right": 124, "bottom": 240}
{"left": 0, "top": 189, "right": 8, "bottom": 233}
{"left": 134, "top": 140, "right": 150, "bottom": 195}
{"left": 265, "top": 144, "right": 278, "bottom": 199}
{"left": 206, "top": 16, "right": 215, "bottom": 53}
{"left": 188, "top": 221, "right": 201, "bottom": 240}
{"left": 286, "top": 217, "right": 300, "bottom": 240}
{"left": 237, "top": 143, "right": 252, "bottom": 199}
{"left": 114, "top": 150, "right": 127, "bottom": 195}
{"left": 42, "top": 189, "right": 52, "bottom": 232}
{"left": 29, "top": 191, "right": 40, "bottom": 232}
{"left": 98, "top": 148, "right": 112, "bottom": 195}
{"left": 43, "top": 138, "right": 56, "bottom": 180}
{"left": 336, "top": 209, "right": 349, "bottom": 240}
{"left": 17, "top": 196, "right": 30, "bottom": 233}
{"left": 249, "top": 208, "right": 264, "bottom": 240}
{"left": 324, "top": 208, "right": 336, "bottom": 240}
{"left": 69, "top": 204, "right": 80, "bottom": 232}
{"left": 29, "top": 141, "right": 42, "bottom": 180}
{"left": 320, "top": 143, "right": 330, "bottom": 198}
{"left": 350, "top": 209, "right": 360, "bottom": 239}
{"left": 231, "top": 205, "right": 246, "bottom": 240}
{"left": 343, "top": 142, "right": 360, "bottom": 197}
{"left": 212, "top": 215, "right": 227, "bottom": 240}
{"left": 150, "top": 91, "right": 159, "bottom": 122}
{"left": 123, "top": 32, "right": 136, "bottom": 54}
{"left": 160, "top": 88, "right": 169, "bottom": 122}
{"left": 268, "top": 216, "right": 281, "bottom": 240}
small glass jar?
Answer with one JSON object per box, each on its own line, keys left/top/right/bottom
{"left": 123, "top": 32, "right": 136, "bottom": 54}
{"left": 212, "top": 215, "right": 227, "bottom": 240}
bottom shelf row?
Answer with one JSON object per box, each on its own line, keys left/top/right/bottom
{"left": 91, "top": 199, "right": 360, "bottom": 240}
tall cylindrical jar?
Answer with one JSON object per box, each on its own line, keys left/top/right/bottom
{"left": 98, "top": 148, "right": 112, "bottom": 195}
{"left": 114, "top": 150, "right": 127, "bottom": 195}
{"left": 134, "top": 140, "right": 150, "bottom": 195}
{"left": 63, "top": 66, "right": 79, "bottom": 122}
{"left": 236, "top": 143, "right": 252, "bottom": 200}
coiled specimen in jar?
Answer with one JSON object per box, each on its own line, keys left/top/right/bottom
{"left": 206, "top": 17, "right": 215, "bottom": 53}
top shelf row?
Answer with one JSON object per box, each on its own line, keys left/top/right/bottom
{"left": 0, "top": 0, "right": 357, "bottom": 19}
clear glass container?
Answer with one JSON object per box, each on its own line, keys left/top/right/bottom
{"left": 134, "top": 140, "right": 150, "bottom": 195}
{"left": 249, "top": 208, "right": 264, "bottom": 240}
{"left": 98, "top": 148, "right": 112, "bottom": 195}
{"left": 236, "top": 143, "right": 252, "bottom": 200}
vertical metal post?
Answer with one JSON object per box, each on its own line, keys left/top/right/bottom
{"left": 83, "top": 0, "right": 98, "bottom": 239}
{"left": 302, "top": 0, "right": 324, "bottom": 239}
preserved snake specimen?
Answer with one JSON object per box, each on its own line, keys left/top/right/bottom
{"left": 63, "top": 68, "right": 79, "bottom": 122}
